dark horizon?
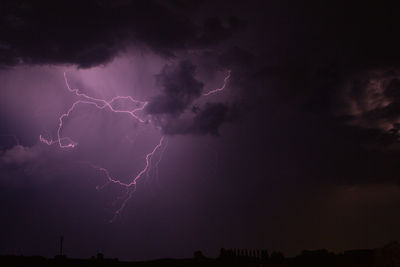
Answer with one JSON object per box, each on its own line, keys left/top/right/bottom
{"left": 2, "top": 241, "right": 400, "bottom": 267}
{"left": 4, "top": 236, "right": 398, "bottom": 261}
{"left": 2, "top": 0, "right": 400, "bottom": 263}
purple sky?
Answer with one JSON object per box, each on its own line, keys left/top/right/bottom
{"left": 1, "top": 0, "right": 400, "bottom": 262}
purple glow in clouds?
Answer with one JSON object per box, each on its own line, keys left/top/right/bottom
{"left": 40, "top": 68, "right": 231, "bottom": 220}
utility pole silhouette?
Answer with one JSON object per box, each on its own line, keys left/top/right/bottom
{"left": 60, "top": 235, "right": 64, "bottom": 256}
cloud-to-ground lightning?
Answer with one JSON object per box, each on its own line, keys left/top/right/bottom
{"left": 203, "top": 70, "right": 231, "bottom": 96}
{"left": 40, "top": 72, "right": 165, "bottom": 219}
{"left": 145, "top": 137, "right": 169, "bottom": 189}
{"left": 90, "top": 136, "right": 166, "bottom": 222}
{"left": 40, "top": 68, "right": 231, "bottom": 219}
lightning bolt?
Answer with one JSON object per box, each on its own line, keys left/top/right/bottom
{"left": 91, "top": 136, "right": 166, "bottom": 222}
{"left": 40, "top": 72, "right": 166, "bottom": 219}
{"left": 203, "top": 70, "right": 231, "bottom": 96}
{"left": 145, "top": 137, "right": 169, "bottom": 189}
{"left": 40, "top": 68, "right": 231, "bottom": 220}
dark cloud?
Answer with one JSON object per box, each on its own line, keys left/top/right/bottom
{"left": 146, "top": 60, "right": 203, "bottom": 116}
{"left": 218, "top": 46, "right": 254, "bottom": 71}
{"left": 194, "top": 16, "right": 247, "bottom": 47}
{"left": 385, "top": 78, "right": 400, "bottom": 101}
{"left": 162, "top": 103, "right": 235, "bottom": 136}
{"left": 3, "top": 1, "right": 400, "bottom": 260}
{"left": 146, "top": 60, "right": 236, "bottom": 136}
{"left": 0, "top": 0, "right": 246, "bottom": 68}
{"left": 190, "top": 103, "right": 233, "bottom": 135}
{"left": 331, "top": 69, "right": 400, "bottom": 146}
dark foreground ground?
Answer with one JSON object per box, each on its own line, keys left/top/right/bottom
{"left": 2, "top": 242, "right": 400, "bottom": 267}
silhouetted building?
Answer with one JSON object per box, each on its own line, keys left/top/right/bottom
{"left": 193, "top": 250, "right": 206, "bottom": 260}
{"left": 219, "top": 247, "right": 269, "bottom": 263}
{"left": 2, "top": 242, "right": 400, "bottom": 267}
{"left": 96, "top": 253, "right": 104, "bottom": 260}
{"left": 270, "top": 251, "right": 285, "bottom": 263}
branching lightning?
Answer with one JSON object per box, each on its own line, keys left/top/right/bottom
{"left": 40, "top": 68, "right": 231, "bottom": 220}
{"left": 40, "top": 72, "right": 165, "bottom": 220}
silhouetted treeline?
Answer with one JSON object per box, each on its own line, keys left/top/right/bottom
{"left": 1, "top": 241, "right": 400, "bottom": 267}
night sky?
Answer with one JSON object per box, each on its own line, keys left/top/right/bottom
{"left": 1, "top": 0, "right": 400, "bottom": 262}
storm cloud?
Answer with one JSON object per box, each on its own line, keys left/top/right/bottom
{"left": 146, "top": 60, "right": 204, "bottom": 116}
{"left": 2, "top": 0, "right": 400, "bottom": 261}
{"left": 145, "top": 60, "right": 236, "bottom": 136}
{"left": 0, "top": 0, "right": 246, "bottom": 68}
